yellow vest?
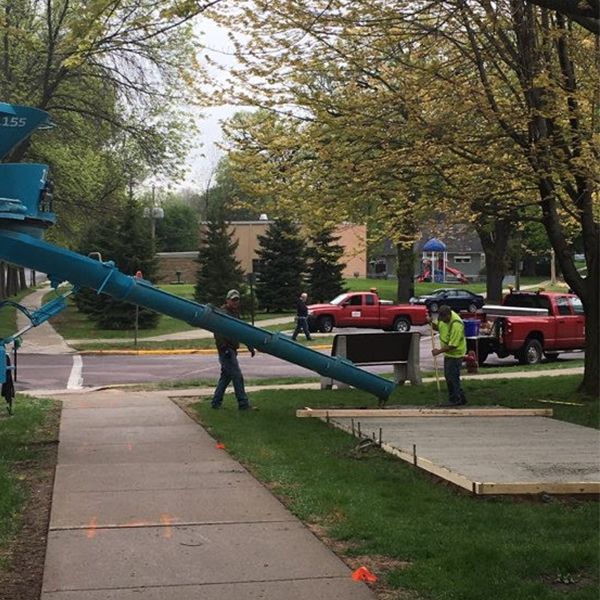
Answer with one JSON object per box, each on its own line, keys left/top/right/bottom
{"left": 437, "top": 311, "right": 467, "bottom": 358}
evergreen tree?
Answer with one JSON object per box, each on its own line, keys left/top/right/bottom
{"left": 306, "top": 227, "right": 347, "bottom": 303}
{"left": 194, "top": 208, "right": 244, "bottom": 306}
{"left": 74, "top": 197, "right": 160, "bottom": 329}
{"left": 155, "top": 201, "right": 199, "bottom": 252}
{"left": 256, "top": 219, "right": 307, "bottom": 311}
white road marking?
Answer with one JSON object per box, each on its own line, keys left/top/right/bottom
{"left": 67, "top": 354, "right": 83, "bottom": 389}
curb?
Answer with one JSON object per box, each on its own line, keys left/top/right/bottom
{"left": 79, "top": 344, "right": 333, "bottom": 356}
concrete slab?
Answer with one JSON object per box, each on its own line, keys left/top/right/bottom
{"left": 60, "top": 405, "right": 191, "bottom": 427}
{"left": 53, "top": 462, "right": 248, "bottom": 492}
{"left": 58, "top": 423, "right": 205, "bottom": 445}
{"left": 42, "top": 578, "right": 374, "bottom": 600}
{"left": 57, "top": 441, "right": 225, "bottom": 465}
{"left": 50, "top": 486, "right": 294, "bottom": 529}
{"left": 333, "top": 416, "right": 600, "bottom": 490}
{"left": 43, "top": 522, "right": 353, "bottom": 592}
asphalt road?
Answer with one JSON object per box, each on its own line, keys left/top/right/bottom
{"left": 13, "top": 325, "right": 584, "bottom": 392}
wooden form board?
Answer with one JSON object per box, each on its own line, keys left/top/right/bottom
{"left": 297, "top": 407, "right": 553, "bottom": 418}
{"left": 327, "top": 420, "right": 599, "bottom": 495}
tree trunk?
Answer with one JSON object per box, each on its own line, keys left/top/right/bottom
{"left": 396, "top": 243, "right": 415, "bottom": 303}
{"left": 476, "top": 219, "right": 512, "bottom": 303}
{"left": 18, "top": 266, "right": 27, "bottom": 290}
{"left": 0, "top": 262, "right": 5, "bottom": 299}
{"left": 580, "top": 291, "right": 599, "bottom": 397}
{"left": 6, "top": 265, "right": 19, "bottom": 296}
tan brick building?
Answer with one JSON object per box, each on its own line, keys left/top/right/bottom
{"left": 156, "top": 221, "right": 366, "bottom": 284}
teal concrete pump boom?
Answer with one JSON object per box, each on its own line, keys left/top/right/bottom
{"left": 0, "top": 103, "right": 395, "bottom": 402}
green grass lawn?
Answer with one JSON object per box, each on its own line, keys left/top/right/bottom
{"left": 46, "top": 286, "right": 292, "bottom": 341}
{"left": 192, "top": 376, "right": 598, "bottom": 600}
{"left": 0, "top": 397, "right": 56, "bottom": 568}
{"left": 419, "top": 357, "right": 585, "bottom": 378}
{"left": 74, "top": 332, "right": 333, "bottom": 352}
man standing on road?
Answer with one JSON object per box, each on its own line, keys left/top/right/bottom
{"left": 430, "top": 304, "right": 467, "bottom": 406}
{"left": 211, "top": 289, "right": 255, "bottom": 410}
{"left": 292, "top": 292, "right": 312, "bottom": 341}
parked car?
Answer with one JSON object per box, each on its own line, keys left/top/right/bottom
{"left": 307, "top": 291, "right": 428, "bottom": 333}
{"left": 409, "top": 288, "right": 484, "bottom": 313}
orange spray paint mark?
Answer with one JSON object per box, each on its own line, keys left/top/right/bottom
{"left": 215, "top": 442, "right": 226, "bottom": 449}
{"left": 86, "top": 517, "right": 98, "bottom": 539}
{"left": 160, "top": 513, "right": 174, "bottom": 538}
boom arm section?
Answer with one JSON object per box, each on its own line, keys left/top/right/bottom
{"left": 0, "top": 229, "right": 395, "bottom": 401}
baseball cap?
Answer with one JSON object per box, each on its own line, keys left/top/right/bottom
{"left": 226, "top": 289, "right": 240, "bottom": 300}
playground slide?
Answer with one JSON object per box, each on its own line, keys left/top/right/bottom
{"left": 0, "top": 103, "right": 394, "bottom": 401}
{"left": 445, "top": 266, "right": 469, "bottom": 283}
{"left": 418, "top": 266, "right": 468, "bottom": 284}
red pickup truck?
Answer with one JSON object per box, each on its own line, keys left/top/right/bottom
{"left": 307, "top": 292, "right": 428, "bottom": 333}
{"left": 476, "top": 291, "right": 585, "bottom": 365}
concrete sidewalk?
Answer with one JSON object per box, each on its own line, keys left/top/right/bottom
{"left": 41, "top": 388, "right": 374, "bottom": 599}
{"left": 15, "top": 286, "right": 75, "bottom": 355}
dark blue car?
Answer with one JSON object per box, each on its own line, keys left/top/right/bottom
{"left": 409, "top": 288, "right": 484, "bottom": 313}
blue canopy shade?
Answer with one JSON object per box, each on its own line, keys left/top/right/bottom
{"left": 423, "top": 237, "right": 446, "bottom": 252}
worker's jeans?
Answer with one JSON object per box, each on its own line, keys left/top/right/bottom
{"left": 212, "top": 349, "right": 249, "bottom": 409}
{"left": 444, "top": 356, "right": 466, "bottom": 405}
{"left": 292, "top": 316, "right": 312, "bottom": 341}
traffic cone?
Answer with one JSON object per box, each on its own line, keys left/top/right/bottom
{"left": 351, "top": 566, "right": 377, "bottom": 583}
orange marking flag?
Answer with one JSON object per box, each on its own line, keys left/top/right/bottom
{"left": 351, "top": 566, "right": 377, "bottom": 583}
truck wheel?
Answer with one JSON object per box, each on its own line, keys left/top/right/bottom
{"left": 428, "top": 301, "right": 439, "bottom": 313}
{"left": 393, "top": 317, "right": 411, "bottom": 332}
{"left": 467, "top": 303, "right": 477, "bottom": 313}
{"left": 544, "top": 352, "right": 560, "bottom": 362}
{"left": 318, "top": 316, "right": 334, "bottom": 333}
{"left": 518, "top": 338, "right": 543, "bottom": 365}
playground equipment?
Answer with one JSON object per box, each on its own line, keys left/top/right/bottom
{"left": 0, "top": 103, "right": 395, "bottom": 409}
{"left": 418, "top": 238, "right": 468, "bottom": 284}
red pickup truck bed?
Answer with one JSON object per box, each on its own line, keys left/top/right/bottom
{"left": 472, "top": 291, "right": 585, "bottom": 364}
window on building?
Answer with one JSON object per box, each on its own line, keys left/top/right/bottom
{"left": 453, "top": 256, "right": 472, "bottom": 264}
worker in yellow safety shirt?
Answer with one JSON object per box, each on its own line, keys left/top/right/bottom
{"left": 429, "top": 305, "right": 467, "bottom": 406}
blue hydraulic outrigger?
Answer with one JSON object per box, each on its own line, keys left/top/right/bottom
{"left": 0, "top": 102, "right": 395, "bottom": 412}
{"left": 0, "top": 291, "right": 71, "bottom": 413}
